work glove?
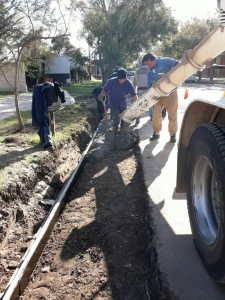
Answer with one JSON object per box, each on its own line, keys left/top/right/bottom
{"left": 98, "top": 94, "right": 106, "bottom": 102}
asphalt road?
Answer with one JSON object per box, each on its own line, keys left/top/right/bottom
{"left": 0, "top": 93, "right": 32, "bottom": 120}
{"left": 137, "top": 84, "right": 225, "bottom": 300}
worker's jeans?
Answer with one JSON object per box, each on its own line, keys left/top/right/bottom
{"left": 38, "top": 111, "right": 53, "bottom": 148}
{"left": 149, "top": 106, "right": 154, "bottom": 120}
{"left": 96, "top": 100, "right": 105, "bottom": 120}
{"left": 153, "top": 90, "right": 178, "bottom": 136}
{"left": 110, "top": 106, "right": 126, "bottom": 132}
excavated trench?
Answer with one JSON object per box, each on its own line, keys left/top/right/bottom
{"left": 0, "top": 109, "right": 171, "bottom": 299}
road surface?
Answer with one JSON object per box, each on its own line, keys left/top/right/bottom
{"left": 0, "top": 93, "right": 32, "bottom": 120}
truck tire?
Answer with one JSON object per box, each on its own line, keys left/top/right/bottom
{"left": 187, "top": 123, "right": 225, "bottom": 283}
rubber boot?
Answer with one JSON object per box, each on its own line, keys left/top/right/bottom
{"left": 120, "top": 122, "right": 130, "bottom": 132}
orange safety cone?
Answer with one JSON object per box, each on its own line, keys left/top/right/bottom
{"left": 223, "top": 90, "right": 225, "bottom": 97}
{"left": 184, "top": 88, "right": 189, "bottom": 99}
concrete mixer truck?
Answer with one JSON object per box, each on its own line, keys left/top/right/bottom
{"left": 120, "top": 0, "right": 225, "bottom": 283}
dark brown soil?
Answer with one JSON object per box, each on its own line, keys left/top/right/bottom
{"left": 21, "top": 147, "right": 165, "bottom": 300}
{"left": 0, "top": 109, "right": 169, "bottom": 300}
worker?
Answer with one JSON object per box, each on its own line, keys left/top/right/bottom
{"left": 92, "top": 86, "right": 105, "bottom": 120}
{"left": 98, "top": 68, "right": 137, "bottom": 134}
{"left": 149, "top": 106, "right": 167, "bottom": 122}
{"left": 134, "top": 61, "right": 167, "bottom": 124}
{"left": 109, "top": 66, "right": 120, "bottom": 79}
{"left": 133, "top": 63, "right": 149, "bottom": 126}
{"left": 32, "top": 74, "right": 65, "bottom": 149}
{"left": 142, "top": 53, "right": 179, "bottom": 142}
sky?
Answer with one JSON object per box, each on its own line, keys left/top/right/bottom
{"left": 164, "top": 0, "right": 218, "bottom": 22}
{"left": 72, "top": 0, "right": 218, "bottom": 54}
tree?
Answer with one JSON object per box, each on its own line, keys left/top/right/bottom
{"left": 50, "top": 35, "right": 89, "bottom": 82}
{"left": 70, "top": 48, "right": 88, "bottom": 66}
{"left": 50, "top": 36, "right": 88, "bottom": 67}
{"left": 0, "top": 0, "right": 70, "bottom": 131}
{"left": 26, "top": 43, "right": 53, "bottom": 84}
{"left": 51, "top": 36, "right": 75, "bottom": 55}
{"left": 71, "top": 0, "right": 178, "bottom": 82}
{"left": 69, "top": 47, "right": 89, "bottom": 82}
{"left": 154, "top": 18, "right": 214, "bottom": 59}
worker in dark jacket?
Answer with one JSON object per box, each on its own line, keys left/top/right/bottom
{"left": 109, "top": 66, "right": 120, "bottom": 79}
{"left": 92, "top": 87, "right": 105, "bottom": 120}
{"left": 32, "top": 83, "right": 53, "bottom": 149}
{"left": 32, "top": 75, "right": 65, "bottom": 149}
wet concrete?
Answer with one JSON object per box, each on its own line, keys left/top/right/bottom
{"left": 86, "top": 120, "right": 138, "bottom": 163}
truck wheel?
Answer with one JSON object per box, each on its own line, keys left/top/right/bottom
{"left": 187, "top": 123, "right": 225, "bottom": 282}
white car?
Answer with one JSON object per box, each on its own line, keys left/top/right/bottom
{"left": 184, "top": 74, "right": 198, "bottom": 83}
{"left": 127, "top": 71, "right": 135, "bottom": 84}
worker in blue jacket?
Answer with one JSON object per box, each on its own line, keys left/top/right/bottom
{"left": 142, "top": 53, "right": 179, "bottom": 143}
{"left": 98, "top": 68, "right": 137, "bottom": 134}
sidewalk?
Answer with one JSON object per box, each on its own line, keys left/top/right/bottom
{"left": 136, "top": 86, "right": 225, "bottom": 299}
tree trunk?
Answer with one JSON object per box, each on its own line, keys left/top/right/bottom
{"left": 14, "top": 56, "right": 25, "bottom": 131}
{"left": 14, "top": 90, "right": 24, "bottom": 131}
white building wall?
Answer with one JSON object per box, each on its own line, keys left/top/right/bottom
{"left": 46, "top": 55, "right": 71, "bottom": 74}
{"left": 0, "top": 62, "right": 27, "bottom": 92}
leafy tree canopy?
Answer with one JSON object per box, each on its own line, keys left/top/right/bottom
{"left": 51, "top": 36, "right": 75, "bottom": 55}
{"left": 154, "top": 18, "right": 215, "bottom": 59}
{"left": 69, "top": 47, "right": 88, "bottom": 66}
{"left": 72, "top": 0, "right": 178, "bottom": 76}
{"left": 50, "top": 36, "right": 88, "bottom": 67}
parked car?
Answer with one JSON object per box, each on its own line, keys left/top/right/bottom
{"left": 184, "top": 74, "right": 198, "bottom": 83}
{"left": 127, "top": 71, "right": 135, "bottom": 84}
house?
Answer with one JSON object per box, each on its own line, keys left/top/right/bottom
{"left": 0, "top": 62, "right": 27, "bottom": 92}
{"left": 200, "top": 53, "right": 225, "bottom": 79}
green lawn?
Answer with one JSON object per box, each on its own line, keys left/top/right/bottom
{"left": 0, "top": 91, "right": 15, "bottom": 98}
{"left": 0, "top": 104, "right": 94, "bottom": 145}
{"left": 64, "top": 80, "right": 102, "bottom": 97}
{"left": 0, "top": 79, "right": 103, "bottom": 99}
{"left": 0, "top": 79, "right": 102, "bottom": 144}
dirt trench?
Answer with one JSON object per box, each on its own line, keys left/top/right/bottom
{"left": 0, "top": 112, "right": 171, "bottom": 300}
{"left": 21, "top": 146, "right": 169, "bottom": 300}
{"left": 0, "top": 116, "right": 95, "bottom": 295}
